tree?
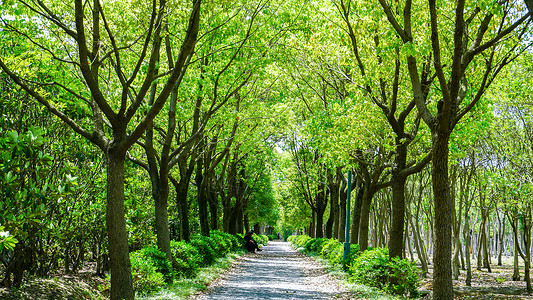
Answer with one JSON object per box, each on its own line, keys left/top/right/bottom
{"left": 0, "top": 1, "right": 201, "bottom": 298}
{"left": 378, "top": 0, "right": 531, "bottom": 298}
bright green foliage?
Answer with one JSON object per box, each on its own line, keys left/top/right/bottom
{"left": 349, "top": 248, "right": 420, "bottom": 297}
{"left": 0, "top": 226, "right": 18, "bottom": 252}
{"left": 189, "top": 236, "right": 216, "bottom": 266}
{"left": 170, "top": 240, "right": 202, "bottom": 278}
{"left": 287, "top": 234, "right": 312, "bottom": 248}
{"left": 320, "top": 239, "right": 344, "bottom": 266}
{"left": 304, "top": 238, "right": 328, "bottom": 253}
{"left": 252, "top": 233, "right": 269, "bottom": 247}
{"left": 130, "top": 251, "right": 166, "bottom": 295}
{"left": 210, "top": 230, "right": 242, "bottom": 251}
{"left": 141, "top": 247, "right": 174, "bottom": 283}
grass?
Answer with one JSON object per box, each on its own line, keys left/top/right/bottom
{"left": 138, "top": 250, "right": 246, "bottom": 300}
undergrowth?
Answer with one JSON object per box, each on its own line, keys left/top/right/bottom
{"left": 137, "top": 250, "right": 246, "bottom": 300}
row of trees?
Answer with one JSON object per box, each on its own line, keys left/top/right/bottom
{"left": 0, "top": 1, "right": 284, "bottom": 298}
{"left": 1, "top": 0, "right": 532, "bottom": 299}
{"left": 273, "top": 1, "right": 533, "bottom": 299}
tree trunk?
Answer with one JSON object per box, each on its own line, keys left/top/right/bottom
{"left": 338, "top": 180, "right": 347, "bottom": 242}
{"left": 358, "top": 186, "right": 374, "bottom": 251}
{"left": 152, "top": 174, "right": 171, "bottom": 263}
{"left": 316, "top": 207, "right": 325, "bottom": 238}
{"left": 209, "top": 190, "right": 219, "bottom": 231}
{"left": 464, "top": 215, "right": 472, "bottom": 286}
{"left": 106, "top": 152, "right": 134, "bottom": 300}
{"left": 197, "top": 154, "right": 210, "bottom": 236}
{"left": 498, "top": 215, "right": 504, "bottom": 266}
{"left": 431, "top": 133, "right": 454, "bottom": 299}
{"left": 310, "top": 212, "right": 316, "bottom": 238}
{"left": 389, "top": 173, "right": 407, "bottom": 259}
{"left": 170, "top": 176, "right": 191, "bottom": 241}
{"left": 350, "top": 181, "right": 364, "bottom": 245}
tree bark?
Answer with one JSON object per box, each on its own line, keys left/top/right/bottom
{"left": 358, "top": 185, "right": 375, "bottom": 251}
{"left": 389, "top": 172, "right": 407, "bottom": 259}
{"left": 431, "top": 133, "right": 454, "bottom": 299}
{"left": 106, "top": 152, "right": 134, "bottom": 300}
{"left": 338, "top": 178, "right": 347, "bottom": 242}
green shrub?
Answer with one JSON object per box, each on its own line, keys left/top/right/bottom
{"left": 304, "top": 238, "right": 328, "bottom": 253}
{"left": 208, "top": 233, "right": 231, "bottom": 257}
{"left": 349, "top": 247, "right": 420, "bottom": 297}
{"left": 253, "top": 233, "right": 269, "bottom": 246}
{"left": 287, "top": 235, "right": 297, "bottom": 243}
{"left": 190, "top": 236, "right": 216, "bottom": 266}
{"left": 211, "top": 230, "right": 241, "bottom": 251}
{"left": 289, "top": 235, "right": 311, "bottom": 248}
{"left": 320, "top": 239, "right": 344, "bottom": 265}
{"left": 267, "top": 234, "right": 277, "bottom": 240}
{"left": 228, "top": 233, "right": 243, "bottom": 250}
{"left": 130, "top": 250, "right": 166, "bottom": 295}
{"left": 170, "top": 240, "right": 202, "bottom": 277}
{"left": 342, "top": 244, "right": 360, "bottom": 270}
{"left": 141, "top": 246, "right": 174, "bottom": 283}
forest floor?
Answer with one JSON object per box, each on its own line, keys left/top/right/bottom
{"left": 420, "top": 256, "right": 533, "bottom": 299}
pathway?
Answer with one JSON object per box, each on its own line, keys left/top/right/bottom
{"left": 195, "top": 241, "right": 351, "bottom": 300}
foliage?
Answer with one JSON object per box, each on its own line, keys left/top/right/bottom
{"left": 170, "top": 240, "right": 202, "bottom": 278}
{"left": 348, "top": 248, "right": 420, "bottom": 297}
{"left": 287, "top": 234, "right": 312, "bottom": 248}
{"left": 304, "top": 238, "right": 328, "bottom": 253}
{"left": 189, "top": 236, "right": 216, "bottom": 267}
{"left": 0, "top": 226, "right": 18, "bottom": 252}
{"left": 141, "top": 247, "right": 174, "bottom": 283}
{"left": 253, "top": 233, "right": 269, "bottom": 246}
{"left": 130, "top": 251, "right": 166, "bottom": 295}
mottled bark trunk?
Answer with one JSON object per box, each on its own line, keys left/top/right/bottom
{"left": 431, "top": 133, "right": 454, "bottom": 299}
{"left": 310, "top": 212, "right": 316, "bottom": 238}
{"left": 106, "top": 152, "right": 134, "bottom": 300}
{"left": 388, "top": 139, "right": 407, "bottom": 259}
{"left": 196, "top": 154, "right": 210, "bottom": 236}
{"left": 389, "top": 174, "right": 407, "bottom": 259}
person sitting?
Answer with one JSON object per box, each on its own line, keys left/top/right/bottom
{"left": 244, "top": 230, "right": 262, "bottom": 253}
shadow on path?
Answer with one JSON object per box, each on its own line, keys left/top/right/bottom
{"left": 197, "top": 241, "right": 350, "bottom": 300}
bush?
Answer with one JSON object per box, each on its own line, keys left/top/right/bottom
{"left": 141, "top": 246, "right": 174, "bottom": 283}
{"left": 344, "top": 244, "right": 360, "bottom": 268}
{"left": 190, "top": 236, "right": 216, "bottom": 266}
{"left": 208, "top": 232, "right": 232, "bottom": 257}
{"left": 349, "top": 247, "right": 420, "bottom": 297}
{"left": 130, "top": 250, "right": 166, "bottom": 295}
{"left": 304, "top": 238, "right": 328, "bottom": 253}
{"left": 254, "top": 233, "right": 269, "bottom": 246}
{"left": 320, "top": 239, "right": 344, "bottom": 265}
{"left": 211, "top": 230, "right": 241, "bottom": 251}
{"left": 289, "top": 235, "right": 311, "bottom": 248}
{"left": 170, "top": 240, "right": 202, "bottom": 277}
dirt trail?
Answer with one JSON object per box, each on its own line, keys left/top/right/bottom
{"left": 195, "top": 240, "right": 351, "bottom": 300}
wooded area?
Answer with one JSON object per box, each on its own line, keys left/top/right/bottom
{"left": 1, "top": 0, "right": 533, "bottom": 299}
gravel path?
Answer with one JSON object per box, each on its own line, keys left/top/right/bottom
{"left": 196, "top": 241, "right": 352, "bottom": 300}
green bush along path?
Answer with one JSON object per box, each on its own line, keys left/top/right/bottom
{"left": 195, "top": 240, "right": 351, "bottom": 300}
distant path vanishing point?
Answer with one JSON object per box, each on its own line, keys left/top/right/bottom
{"left": 196, "top": 240, "right": 352, "bottom": 300}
